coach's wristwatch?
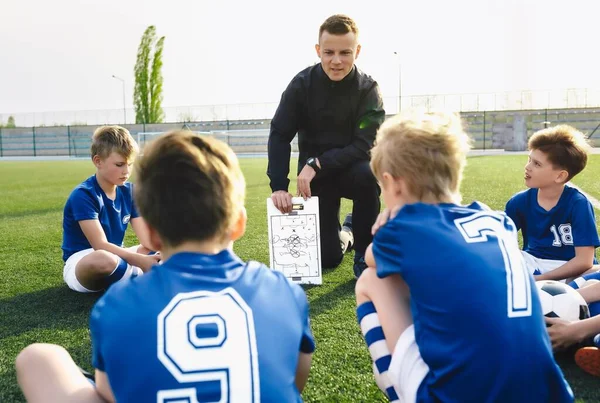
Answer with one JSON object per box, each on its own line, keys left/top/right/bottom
{"left": 306, "top": 157, "right": 321, "bottom": 173}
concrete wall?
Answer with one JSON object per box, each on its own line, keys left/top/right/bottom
{"left": 2, "top": 110, "right": 600, "bottom": 157}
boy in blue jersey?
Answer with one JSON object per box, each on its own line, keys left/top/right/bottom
{"left": 505, "top": 125, "right": 599, "bottom": 282}
{"left": 61, "top": 125, "right": 160, "bottom": 292}
{"left": 355, "top": 110, "right": 573, "bottom": 402}
{"left": 16, "top": 131, "right": 314, "bottom": 402}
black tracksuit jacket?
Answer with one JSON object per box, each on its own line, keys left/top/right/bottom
{"left": 267, "top": 63, "right": 386, "bottom": 192}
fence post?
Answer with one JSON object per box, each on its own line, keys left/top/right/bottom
{"left": 67, "top": 126, "right": 71, "bottom": 157}
{"left": 32, "top": 126, "right": 37, "bottom": 157}
{"left": 0, "top": 126, "right": 3, "bottom": 157}
{"left": 483, "top": 111, "right": 486, "bottom": 151}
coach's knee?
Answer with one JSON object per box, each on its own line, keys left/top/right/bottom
{"left": 353, "top": 161, "right": 377, "bottom": 183}
{"left": 321, "top": 252, "right": 343, "bottom": 269}
{"left": 355, "top": 267, "right": 378, "bottom": 304}
{"left": 81, "top": 250, "right": 120, "bottom": 276}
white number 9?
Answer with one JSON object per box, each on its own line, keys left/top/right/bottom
{"left": 157, "top": 288, "right": 260, "bottom": 402}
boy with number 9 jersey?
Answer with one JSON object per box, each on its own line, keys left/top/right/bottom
{"left": 16, "top": 131, "right": 314, "bottom": 402}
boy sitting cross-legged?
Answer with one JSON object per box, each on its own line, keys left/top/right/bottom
{"left": 16, "top": 131, "right": 315, "bottom": 402}
{"left": 505, "top": 125, "right": 600, "bottom": 282}
{"left": 61, "top": 125, "right": 160, "bottom": 292}
{"left": 355, "top": 110, "right": 573, "bottom": 402}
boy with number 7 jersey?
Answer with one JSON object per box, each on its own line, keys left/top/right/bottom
{"left": 355, "top": 110, "right": 573, "bottom": 402}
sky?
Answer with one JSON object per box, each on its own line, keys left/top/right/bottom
{"left": 1, "top": 0, "right": 599, "bottom": 123}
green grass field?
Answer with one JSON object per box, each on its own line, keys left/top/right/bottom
{"left": 1, "top": 155, "right": 600, "bottom": 402}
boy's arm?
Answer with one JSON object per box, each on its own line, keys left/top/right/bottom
{"left": 129, "top": 217, "right": 154, "bottom": 251}
{"left": 295, "top": 352, "right": 312, "bottom": 393}
{"left": 504, "top": 196, "right": 522, "bottom": 232}
{"left": 365, "top": 243, "right": 375, "bottom": 268}
{"left": 79, "top": 220, "right": 158, "bottom": 271}
{"left": 535, "top": 246, "right": 595, "bottom": 281}
{"left": 95, "top": 370, "right": 115, "bottom": 403}
{"left": 546, "top": 314, "right": 600, "bottom": 350}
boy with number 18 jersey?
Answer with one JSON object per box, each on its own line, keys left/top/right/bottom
{"left": 505, "top": 125, "right": 599, "bottom": 282}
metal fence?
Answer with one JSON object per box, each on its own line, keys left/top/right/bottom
{"left": 2, "top": 88, "right": 600, "bottom": 127}
{"left": 1, "top": 107, "right": 600, "bottom": 157}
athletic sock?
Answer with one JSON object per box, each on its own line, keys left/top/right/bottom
{"left": 357, "top": 301, "right": 400, "bottom": 402}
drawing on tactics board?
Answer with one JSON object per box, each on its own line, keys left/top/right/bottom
{"left": 267, "top": 197, "right": 322, "bottom": 285}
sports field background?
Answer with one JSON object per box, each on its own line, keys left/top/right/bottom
{"left": 1, "top": 155, "right": 600, "bottom": 402}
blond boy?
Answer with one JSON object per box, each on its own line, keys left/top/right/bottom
{"left": 61, "top": 126, "right": 159, "bottom": 292}
{"left": 355, "top": 111, "right": 573, "bottom": 402}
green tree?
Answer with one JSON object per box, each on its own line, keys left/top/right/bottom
{"left": 134, "top": 26, "right": 165, "bottom": 124}
{"left": 6, "top": 116, "right": 16, "bottom": 128}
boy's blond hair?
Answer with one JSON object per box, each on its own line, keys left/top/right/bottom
{"left": 134, "top": 130, "right": 245, "bottom": 247}
{"left": 528, "top": 125, "right": 590, "bottom": 181}
{"left": 371, "top": 110, "right": 472, "bottom": 203}
{"left": 90, "top": 125, "right": 138, "bottom": 160}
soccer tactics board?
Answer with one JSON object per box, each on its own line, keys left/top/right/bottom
{"left": 266, "top": 197, "right": 322, "bottom": 285}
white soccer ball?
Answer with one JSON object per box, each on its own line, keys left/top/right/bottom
{"left": 536, "top": 280, "right": 590, "bottom": 322}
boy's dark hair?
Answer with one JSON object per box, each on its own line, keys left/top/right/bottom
{"left": 90, "top": 125, "right": 138, "bottom": 160}
{"left": 528, "top": 125, "right": 590, "bottom": 181}
{"left": 134, "top": 131, "right": 245, "bottom": 247}
{"left": 319, "top": 14, "right": 358, "bottom": 40}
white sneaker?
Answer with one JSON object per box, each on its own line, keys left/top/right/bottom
{"left": 340, "top": 228, "right": 354, "bottom": 254}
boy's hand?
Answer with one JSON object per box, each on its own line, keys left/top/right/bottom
{"left": 545, "top": 317, "right": 584, "bottom": 350}
{"left": 371, "top": 206, "right": 402, "bottom": 235}
{"left": 130, "top": 253, "right": 161, "bottom": 272}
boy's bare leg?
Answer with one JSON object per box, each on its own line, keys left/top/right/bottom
{"left": 356, "top": 268, "right": 411, "bottom": 352}
{"left": 355, "top": 268, "right": 411, "bottom": 402}
{"left": 16, "top": 344, "right": 104, "bottom": 403}
{"left": 75, "top": 250, "right": 120, "bottom": 291}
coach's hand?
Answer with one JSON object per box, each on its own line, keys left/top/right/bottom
{"left": 297, "top": 164, "right": 317, "bottom": 200}
{"left": 546, "top": 317, "right": 585, "bottom": 351}
{"left": 272, "top": 190, "right": 293, "bottom": 214}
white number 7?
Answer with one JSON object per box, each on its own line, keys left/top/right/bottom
{"left": 455, "top": 212, "right": 532, "bottom": 318}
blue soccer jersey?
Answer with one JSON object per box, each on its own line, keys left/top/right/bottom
{"left": 505, "top": 185, "right": 600, "bottom": 261}
{"left": 372, "top": 202, "right": 573, "bottom": 402}
{"left": 90, "top": 250, "right": 315, "bottom": 402}
{"left": 61, "top": 175, "right": 138, "bottom": 261}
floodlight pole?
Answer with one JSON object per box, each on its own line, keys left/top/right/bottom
{"left": 112, "top": 75, "right": 126, "bottom": 124}
{"left": 393, "top": 52, "right": 402, "bottom": 113}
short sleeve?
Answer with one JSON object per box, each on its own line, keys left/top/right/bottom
{"left": 129, "top": 184, "right": 140, "bottom": 219}
{"left": 89, "top": 298, "right": 107, "bottom": 371}
{"left": 505, "top": 196, "right": 522, "bottom": 232}
{"left": 571, "top": 199, "right": 600, "bottom": 248}
{"left": 372, "top": 218, "right": 405, "bottom": 278}
{"left": 289, "top": 282, "right": 315, "bottom": 354}
{"left": 71, "top": 188, "right": 100, "bottom": 221}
